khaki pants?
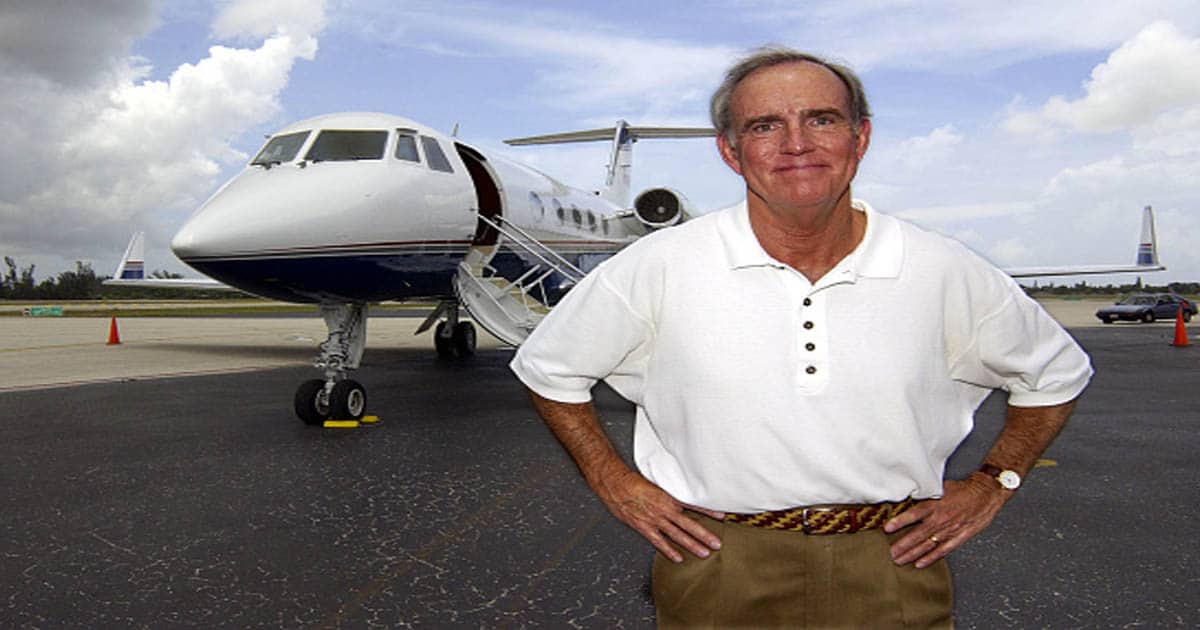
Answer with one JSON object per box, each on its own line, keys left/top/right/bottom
{"left": 653, "top": 513, "right": 952, "bottom": 629}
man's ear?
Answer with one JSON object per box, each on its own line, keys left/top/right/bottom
{"left": 855, "top": 118, "right": 872, "bottom": 160}
{"left": 716, "top": 133, "right": 743, "bottom": 176}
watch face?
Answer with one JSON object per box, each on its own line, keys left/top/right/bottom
{"left": 998, "top": 470, "right": 1021, "bottom": 490}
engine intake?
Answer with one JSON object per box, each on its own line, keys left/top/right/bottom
{"left": 633, "top": 188, "right": 691, "bottom": 230}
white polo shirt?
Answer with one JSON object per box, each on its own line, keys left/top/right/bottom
{"left": 510, "top": 200, "right": 1092, "bottom": 513}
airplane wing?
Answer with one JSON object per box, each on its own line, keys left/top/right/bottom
{"left": 101, "top": 232, "right": 235, "bottom": 290}
{"left": 1001, "top": 206, "right": 1164, "bottom": 278}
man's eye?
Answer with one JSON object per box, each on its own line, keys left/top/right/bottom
{"left": 750, "top": 122, "right": 777, "bottom": 134}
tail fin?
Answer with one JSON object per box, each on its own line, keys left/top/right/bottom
{"left": 1137, "top": 205, "right": 1158, "bottom": 267}
{"left": 1003, "top": 204, "right": 1165, "bottom": 278}
{"left": 504, "top": 122, "right": 714, "bottom": 207}
{"left": 113, "top": 232, "right": 145, "bottom": 280}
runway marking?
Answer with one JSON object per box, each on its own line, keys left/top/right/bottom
{"left": 1035, "top": 459, "right": 1058, "bottom": 468}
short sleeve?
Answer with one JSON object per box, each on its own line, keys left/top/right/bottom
{"left": 949, "top": 286, "right": 1092, "bottom": 407}
{"left": 509, "top": 265, "right": 654, "bottom": 405}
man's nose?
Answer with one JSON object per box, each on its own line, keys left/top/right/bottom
{"left": 779, "top": 121, "right": 813, "bottom": 153}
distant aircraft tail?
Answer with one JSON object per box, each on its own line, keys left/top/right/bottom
{"left": 1004, "top": 204, "right": 1165, "bottom": 278}
{"left": 504, "top": 121, "right": 714, "bottom": 207}
{"left": 1137, "top": 205, "right": 1158, "bottom": 267}
{"left": 113, "top": 232, "right": 145, "bottom": 280}
{"left": 103, "top": 232, "right": 233, "bottom": 290}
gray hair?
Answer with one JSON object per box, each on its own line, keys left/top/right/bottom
{"left": 710, "top": 46, "right": 871, "bottom": 140}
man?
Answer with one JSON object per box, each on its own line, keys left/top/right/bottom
{"left": 510, "top": 46, "right": 1091, "bottom": 628}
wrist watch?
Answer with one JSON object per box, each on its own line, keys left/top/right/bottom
{"left": 979, "top": 464, "right": 1022, "bottom": 490}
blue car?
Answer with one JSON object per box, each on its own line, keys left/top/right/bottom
{"left": 1096, "top": 293, "right": 1196, "bottom": 324}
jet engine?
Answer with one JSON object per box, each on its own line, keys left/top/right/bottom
{"left": 633, "top": 187, "right": 693, "bottom": 230}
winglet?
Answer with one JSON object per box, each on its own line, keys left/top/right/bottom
{"left": 113, "top": 232, "right": 145, "bottom": 280}
{"left": 1137, "top": 205, "right": 1158, "bottom": 267}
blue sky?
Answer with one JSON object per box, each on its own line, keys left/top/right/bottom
{"left": 1, "top": 0, "right": 1198, "bottom": 285}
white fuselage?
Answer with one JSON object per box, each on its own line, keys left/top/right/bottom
{"left": 171, "top": 112, "right": 637, "bottom": 303}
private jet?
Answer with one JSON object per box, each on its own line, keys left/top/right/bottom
{"left": 107, "top": 112, "right": 1164, "bottom": 425}
{"left": 108, "top": 113, "right": 713, "bottom": 423}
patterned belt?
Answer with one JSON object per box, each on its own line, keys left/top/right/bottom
{"left": 723, "top": 498, "right": 915, "bottom": 534}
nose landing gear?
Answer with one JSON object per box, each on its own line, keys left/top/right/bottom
{"left": 294, "top": 303, "right": 370, "bottom": 425}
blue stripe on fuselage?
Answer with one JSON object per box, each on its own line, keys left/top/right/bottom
{"left": 181, "top": 250, "right": 613, "bottom": 304}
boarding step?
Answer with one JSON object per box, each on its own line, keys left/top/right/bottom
{"left": 453, "top": 262, "right": 547, "bottom": 346}
{"left": 453, "top": 214, "right": 586, "bottom": 346}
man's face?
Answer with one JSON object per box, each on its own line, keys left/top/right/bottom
{"left": 717, "top": 61, "right": 871, "bottom": 217}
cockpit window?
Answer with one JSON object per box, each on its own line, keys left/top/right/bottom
{"left": 420, "top": 136, "right": 454, "bottom": 173}
{"left": 395, "top": 133, "right": 419, "bottom": 162}
{"left": 304, "top": 130, "right": 388, "bottom": 162}
{"left": 251, "top": 131, "right": 310, "bottom": 166}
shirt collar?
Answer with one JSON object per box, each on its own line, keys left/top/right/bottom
{"left": 717, "top": 198, "right": 903, "bottom": 279}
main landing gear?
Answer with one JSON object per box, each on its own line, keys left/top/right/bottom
{"left": 421, "top": 300, "right": 478, "bottom": 360}
{"left": 294, "top": 303, "right": 370, "bottom": 425}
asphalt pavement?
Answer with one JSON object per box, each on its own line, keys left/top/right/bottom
{"left": 1, "top": 323, "right": 1196, "bottom": 628}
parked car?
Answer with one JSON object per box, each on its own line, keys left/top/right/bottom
{"left": 1095, "top": 293, "right": 1196, "bottom": 324}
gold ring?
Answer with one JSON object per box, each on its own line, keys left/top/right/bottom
{"left": 928, "top": 534, "right": 941, "bottom": 545}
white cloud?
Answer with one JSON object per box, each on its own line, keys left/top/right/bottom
{"left": 213, "top": 0, "right": 328, "bottom": 41}
{"left": 357, "top": 4, "right": 739, "bottom": 117}
{"left": 0, "top": 1, "right": 326, "bottom": 270}
{"left": 986, "top": 237, "right": 1035, "bottom": 267}
{"left": 1132, "top": 106, "right": 1200, "bottom": 157}
{"left": 1005, "top": 21, "right": 1200, "bottom": 134}
{"left": 877, "top": 125, "right": 964, "bottom": 173}
{"left": 0, "top": 0, "right": 158, "bottom": 87}
{"left": 894, "top": 201, "right": 1035, "bottom": 224}
{"left": 748, "top": 0, "right": 1200, "bottom": 73}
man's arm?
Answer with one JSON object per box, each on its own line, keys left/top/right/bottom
{"left": 885, "top": 398, "right": 1078, "bottom": 568}
{"left": 526, "top": 389, "right": 724, "bottom": 563}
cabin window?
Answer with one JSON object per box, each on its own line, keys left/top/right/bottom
{"left": 586, "top": 211, "right": 597, "bottom": 231}
{"left": 530, "top": 192, "right": 545, "bottom": 220}
{"left": 395, "top": 133, "right": 420, "bottom": 162}
{"left": 305, "top": 130, "right": 388, "bottom": 161}
{"left": 420, "top": 136, "right": 454, "bottom": 173}
{"left": 251, "top": 131, "right": 310, "bottom": 166}
{"left": 571, "top": 207, "right": 583, "bottom": 228}
{"left": 553, "top": 200, "right": 565, "bottom": 224}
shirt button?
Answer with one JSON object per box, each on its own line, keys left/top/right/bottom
{"left": 803, "top": 298, "right": 812, "bottom": 307}
{"left": 803, "top": 321, "right": 814, "bottom": 330}
{"left": 805, "top": 366, "right": 817, "bottom": 374}
{"left": 805, "top": 342, "right": 816, "bottom": 351}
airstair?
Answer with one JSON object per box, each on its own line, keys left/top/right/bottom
{"left": 452, "top": 214, "right": 586, "bottom": 346}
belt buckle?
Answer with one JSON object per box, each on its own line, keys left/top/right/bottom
{"left": 800, "top": 505, "right": 837, "bottom": 534}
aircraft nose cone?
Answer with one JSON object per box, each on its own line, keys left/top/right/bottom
{"left": 170, "top": 215, "right": 216, "bottom": 259}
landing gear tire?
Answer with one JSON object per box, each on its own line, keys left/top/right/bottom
{"left": 453, "top": 321, "right": 476, "bottom": 358}
{"left": 294, "top": 379, "right": 330, "bottom": 425}
{"left": 435, "top": 321, "right": 455, "bottom": 359}
{"left": 330, "top": 379, "right": 367, "bottom": 421}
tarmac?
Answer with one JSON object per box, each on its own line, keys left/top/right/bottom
{"left": 1, "top": 300, "right": 1196, "bottom": 627}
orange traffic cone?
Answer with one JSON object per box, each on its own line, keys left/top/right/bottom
{"left": 107, "top": 316, "right": 122, "bottom": 345}
{"left": 1172, "top": 309, "right": 1189, "bottom": 347}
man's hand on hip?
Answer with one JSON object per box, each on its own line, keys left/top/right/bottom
{"left": 593, "top": 465, "right": 724, "bottom": 563}
{"left": 525, "top": 389, "right": 722, "bottom": 563}
{"left": 883, "top": 474, "right": 1009, "bottom": 568}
